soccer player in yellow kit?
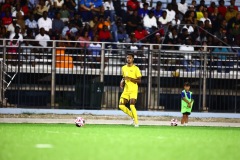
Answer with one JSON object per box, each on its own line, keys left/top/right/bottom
{"left": 119, "top": 53, "right": 142, "bottom": 127}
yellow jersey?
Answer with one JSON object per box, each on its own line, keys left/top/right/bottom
{"left": 122, "top": 64, "right": 142, "bottom": 93}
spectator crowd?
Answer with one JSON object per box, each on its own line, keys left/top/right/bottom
{"left": 0, "top": 0, "right": 240, "bottom": 71}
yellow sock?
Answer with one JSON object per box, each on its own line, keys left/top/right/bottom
{"left": 119, "top": 105, "right": 133, "bottom": 118}
{"left": 130, "top": 105, "right": 138, "bottom": 125}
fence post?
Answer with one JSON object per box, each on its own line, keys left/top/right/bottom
{"left": 51, "top": 40, "right": 56, "bottom": 108}
{"left": 100, "top": 43, "right": 105, "bottom": 82}
{"left": 147, "top": 45, "right": 153, "bottom": 110}
{"left": 202, "top": 51, "right": 207, "bottom": 111}
{"left": 0, "top": 40, "right": 6, "bottom": 106}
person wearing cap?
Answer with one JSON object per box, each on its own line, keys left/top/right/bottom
{"left": 119, "top": 53, "right": 142, "bottom": 127}
{"left": 180, "top": 82, "right": 194, "bottom": 126}
{"left": 225, "top": 5, "right": 238, "bottom": 22}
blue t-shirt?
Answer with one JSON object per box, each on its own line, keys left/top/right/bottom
{"left": 80, "top": 0, "right": 102, "bottom": 8}
{"left": 181, "top": 90, "right": 192, "bottom": 99}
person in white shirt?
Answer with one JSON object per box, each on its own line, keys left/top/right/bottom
{"left": 199, "top": 11, "right": 212, "bottom": 25}
{"left": 178, "top": 0, "right": 188, "bottom": 19}
{"left": 103, "top": 0, "right": 115, "bottom": 22}
{"left": 179, "top": 37, "right": 200, "bottom": 72}
{"left": 139, "top": 0, "right": 152, "bottom": 9}
{"left": 182, "top": 20, "right": 194, "bottom": 34}
{"left": 12, "top": 4, "right": 24, "bottom": 18}
{"left": 37, "top": 11, "right": 52, "bottom": 33}
{"left": 171, "top": 14, "right": 181, "bottom": 28}
{"left": 143, "top": 10, "right": 158, "bottom": 33}
{"left": 165, "top": 3, "right": 176, "bottom": 22}
{"left": 35, "top": 27, "right": 50, "bottom": 53}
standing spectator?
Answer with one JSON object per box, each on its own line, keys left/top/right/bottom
{"left": 218, "top": 0, "right": 227, "bottom": 18}
{"left": 143, "top": 10, "right": 157, "bottom": 33}
{"left": 196, "top": 5, "right": 204, "bottom": 21}
{"left": 38, "top": 11, "right": 52, "bottom": 34}
{"left": 225, "top": 5, "right": 238, "bottom": 22}
{"left": 170, "top": 0, "right": 178, "bottom": 14}
{"left": 153, "top": 1, "right": 163, "bottom": 19}
{"left": 16, "top": 12, "right": 26, "bottom": 35}
{"left": 12, "top": 3, "right": 24, "bottom": 18}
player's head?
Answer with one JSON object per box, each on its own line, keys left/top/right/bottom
{"left": 126, "top": 53, "right": 134, "bottom": 64}
{"left": 184, "top": 82, "right": 191, "bottom": 91}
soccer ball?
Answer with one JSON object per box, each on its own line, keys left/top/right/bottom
{"left": 75, "top": 117, "right": 85, "bottom": 127}
{"left": 171, "top": 119, "right": 178, "bottom": 126}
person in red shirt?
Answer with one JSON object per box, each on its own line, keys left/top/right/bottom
{"left": 207, "top": 2, "right": 216, "bottom": 14}
{"left": 98, "top": 25, "right": 113, "bottom": 42}
{"left": 2, "top": 10, "right": 12, "bottom": 27}
{"left": 218, "top": 0, "right": 227, "bottom": 17}
{"left": 134, "top": 25, "right": 148, "bottom": 41}
{"left": 1, "top": 0, "right": 11, "bottom": 13}
{"left": 229, "top": 0, "right": 238, "bottom": 11}
{"left": 127, "top": 0, "right": 140, "bottom": 11}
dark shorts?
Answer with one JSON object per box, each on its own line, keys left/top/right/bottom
{"left": 182, "top": 112, "right": 191, "bottom": 115}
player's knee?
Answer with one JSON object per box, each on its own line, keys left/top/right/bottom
{"left": 129, "top": 99, "right": 136, "bottom": 105}
{"left": 119, "top": 98, "right": 126, "bottom": 105}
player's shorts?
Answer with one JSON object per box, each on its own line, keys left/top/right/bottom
{"left": 120, "top": 91, "right": 138, "bottom": 101}
{"left": 182, "top": 112, "right": 191, "bottom": 115}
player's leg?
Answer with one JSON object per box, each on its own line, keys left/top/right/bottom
{"left": 181, "top": 114, "right": 185, "bottom": 125}
{"left": 119, "top": 97, "right": 133, "bottom": 118}
{"left": 129, "top": 98, "right": 138, "bottom": 126}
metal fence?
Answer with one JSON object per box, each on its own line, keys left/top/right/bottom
{"left": 0, "top": 39, "right": 240, "bottom": 112}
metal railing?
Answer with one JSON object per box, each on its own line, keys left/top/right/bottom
{"left": 0, "top": 39, "right": 240, "bottom": 112}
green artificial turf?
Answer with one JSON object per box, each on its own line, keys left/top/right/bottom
{"left": 0, "top": 123, "right": 240, "bottom": 160}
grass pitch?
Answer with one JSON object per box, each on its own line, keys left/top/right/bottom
{"left": 0, "top": 123, "right": 240, "bottom": 160}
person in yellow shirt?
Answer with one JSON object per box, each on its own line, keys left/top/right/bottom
{"left": 119, "top": 53, "right": 142, "bottom": 127}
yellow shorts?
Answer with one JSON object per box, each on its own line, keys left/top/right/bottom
{"left": 120, "top": 91, "right": 138, "bottom": 101}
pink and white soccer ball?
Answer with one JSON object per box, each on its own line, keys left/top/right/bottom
{"left": 171, "top": 119, "right": 178, "bottom": 126}
{"left": 75, "top": 117, "right": 85, "bottom": 127}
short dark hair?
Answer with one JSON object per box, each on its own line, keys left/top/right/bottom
{"left": 127, "top": 53, "right": 134, "bottom": 58}
{"left": 184, "top": 82, "right": 191, "bottom": 86}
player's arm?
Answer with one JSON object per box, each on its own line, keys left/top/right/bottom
{"left": 124, "top": 77, "right": 141, "bottom": 84}
{"left": 182, "top": 97, "right": 192, "bottom": 108}
{"left": 120, "top": 78, "right": 125, "bottom": 89}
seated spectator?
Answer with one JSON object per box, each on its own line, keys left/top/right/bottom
{"left": 229, "top": 0, "right": 238, "bottom": 11}
{"left": 88, "top": 36, "right": 108, "bottom": 68}
{"left": 59, "top": 4, "right": 70, "bottom": 22}
{"left": 182, "top": 20, "right": 194, "bottom": 34}
{"left": 207, "top": 2, "right": 216, "bottom": 15}
{"left": 153, "top": 1, "right": 163, "bottom": 19}
{"left": 229, "top": 22, "right": 240, "bottom": 39}
{"left": 7, "top": 19, "right": 21, "bottom": 35}
{"left": 116, "top": 19, "right": 129, "bottom": 42}
{"left": 38, "top": 11, "right": 52, "bottom": 34}
{"left": 127, "top": 0, "right": 140, "bottom": 11}
{"left": 218, "top": 0, "right": 227, "bottom": 18}
{"left": 2, "top": 10, "right": 12, "bottom": 28}
{"left": 200, "top": 11, "right": 212, "bottom": 26}
{"left": 25, "top": 14, "right": 38, "bottom": 36}
{"left": 103, "top": 0, "right": 116, "bottom": 22}
{"left": 178, "top": 0, "right": 188, "bottom": 20}
{"left": 212, "top": 41, "right": 234, "bottom": 73}
{"left": 171, "top": 14, "right": 181, "bottom": 28}
{"left": 209, "top": 7, "right": 219, "bottom": 31}
{"left": 70, "top": 14, "right": 83, "bottom": 31}
{"left": 184, "top": 10, "right": 197, "bottom": 25}
{"left": 62, "top": 23, "right": 78, "bottom": 39}
{"left": 0, "top": 26, "right": 8, "bottom": 39}
{"left": 89, "top": 15, "right": 99, "bottom": 29}
{"left": 158, "top": 11, "right": 170, "bottom": 33}
{"left": 138, "top": 2, "right": 149, "bottom": 18}
{"left": 178, "top": 28, "right": 190, "bottom": 44}
{"left": 97, "top": 16, "right": 111, "bottom": 30}
{"left": 227, "top": 12, "right": 240, "bottom": 30}
{"left": 79, "top": 0, "right": 104, "bottom": 22}
{"left": 179, "top": 37, "right": 200, "bottom": 72}
{"left": 165, "top": 3, "right": 176, "bottom": 22}
{"left": 125, "top": 10, "right": 142, "bottom": 35}
{"left": 64, "top": 0, "right": 76, "bottom": 17}
{"left": 16, "top": 12, "right": 26, "bottom": 35}
{"left": 214, "top": 26, "right": 228, "bottom": 40}
{"left": 139, "top": 0, "right": 152, "bottom": 9}
{"left": 225, "top": 5, "right": 238, "bottom": 22}
{"left": 12, "top": 3, "right": 24, "bottom": 18}
{"left": 204, "top": 20, "right": 213, "bottom": 34}
{"left": 196, "top": 0, "right": 207, "bottom": 11}
{"left": 54, "top": 0, "right": 64, "bottom": 10}
{"left": 196, "top": 5, "right": 204, "bottom": 21}
{"left": 98, "top": 24, "right": 113, "bottom": 42}
{"left": 35, "top": 27, "right": 50, "bottom": 53}
{"left": 1, "top": 0, "right": 12, "bottom": 12}
{"left": 170, "top": 0, "right": 178, "bottom": 14}
{"left": 76, "top": 30, "right": 91, "bottom": 48}
{"left": 34, "top": 0, "right": 49, "bottom": 20}
{"left": 7, "top": 26, "right": 23, "bottom": 65}
{"left": 52, "top": 12, "right": 65, "bottom": 38}
{"left": 134, "top": 25, "right": 148, "bottom": 42}
{"left": 143, "top": 10, "right": 157, "bottom": 33}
